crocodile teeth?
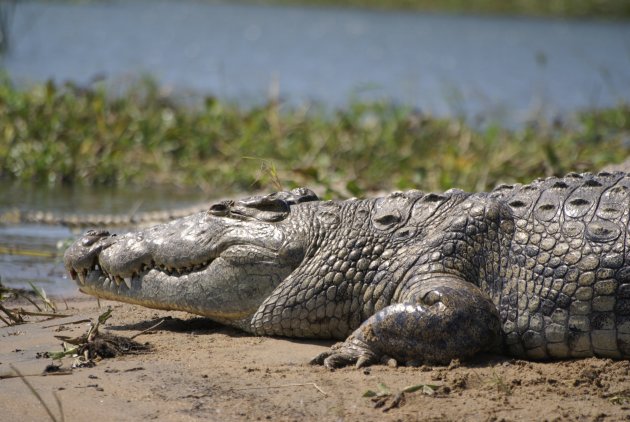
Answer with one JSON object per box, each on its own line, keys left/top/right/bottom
{"left": 113, "top": 276, "right": 122, "bottom": 287}
{"left": 78, "top": 270, "right": 86, "bottom": 285}
{"left": 123, "top": 277, "right": 132, "bottom": 290}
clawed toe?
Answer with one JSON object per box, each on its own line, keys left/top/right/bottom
{"left": 309, "top": 351, "right": 332, "bottom": 366}
{"left": 310, "top": 341, "right": 378, "bottom": 369}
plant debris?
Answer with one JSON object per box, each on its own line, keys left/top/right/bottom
{"left": 28, "top": 281, "right": 57, "bottom": 312}
{"left": 363, "top": 382, "right": 441, "bottom": 412}
{"left": 0, "top": 280, "right": 69, "bottom": 326}
{"left": 43, "top": 363, "right": 73, "bottom": 376}
{"left": 46, "top": 308, "right": 151, "bottom": 367}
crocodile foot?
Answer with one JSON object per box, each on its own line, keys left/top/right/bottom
{"left": 310, "top": 338, "right": 380, "bottom": 369}
{"left": 311, "top": 275, "right": 501, "bottom": 369}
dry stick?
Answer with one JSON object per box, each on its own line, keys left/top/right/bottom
{"left": 0, "top": 370, "right": 73, "bottom": 380}
{"left": 8, "top": 364, "right": 61, "bottom": 422}
{"left": 0, "top": 282, "right": 43, "bottom": 311}
{"left": 52, "top": 391, "right": 65, "bottom": 422}
{"left": 0, "top": 312, "right": 12, "bottom": 326}
{"left": 16, "top": 293, "right": 44, "bottom": 312}
{"left": 16, "top": 309, "right": 71, "bottom": 318}
{"left": 0, "top": 370, "right": 37, "bottom": 380}
{"left": 28, "top": 282, "right": 55, "bottom": 312}
{"left": 0, "top": 303, "right": 22, "bottom": 324}
{"left": 236, "top": 382, "right": 328, "bottom": 396}
{"left": 130, "top": 319, "right": 166, "bottom": 340}
{"left": 43, "top": 319, "right": 91, "bottom": 329}
{"left": 1, "top": 302, "right": 61, "bottom": 321}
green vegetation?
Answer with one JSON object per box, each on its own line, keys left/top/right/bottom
{"left": 0, "top": 79, "right": 628, "bottom": 198}
{"left": 248, "top": 0, "right": 630, "bottom": 19}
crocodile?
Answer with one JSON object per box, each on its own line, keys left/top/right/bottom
{"left": 6, "top": 159, "right": 630, "bottom": 228}
{"left": 0, "top": 202, "right": 215, "bottom": 228}
{"left": 64, "top": 172, "right": 630, "bottom": 368}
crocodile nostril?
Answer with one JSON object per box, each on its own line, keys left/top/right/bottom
{"left": 209, "top": 201, "right": 233, "bottom": 216}
{"left": 81, "top": 230, "right": 112, "bottom": 247}
{"left": 85, "top": 229, "right": 111, "bottom": 237}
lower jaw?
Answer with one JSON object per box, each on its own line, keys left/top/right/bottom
{"left": 76, "top": 271, "right": 254, "bottom": 324}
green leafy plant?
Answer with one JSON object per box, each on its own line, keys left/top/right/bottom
{"left": 1, "top": 79, "right": 628, "bottom": 197}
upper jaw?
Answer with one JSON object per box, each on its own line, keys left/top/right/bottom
{"left": 64, "top": 227, "right": 219, "bottom": 291}
{"left": 63, "top": 211, "right": 288, "bottom": 291}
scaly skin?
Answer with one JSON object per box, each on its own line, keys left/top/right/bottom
{"left": 64, "top": 173, "right": 630, "bottom": 368}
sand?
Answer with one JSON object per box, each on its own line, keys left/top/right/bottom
{"left": 1, "top": 295, "right": 629, "bottom": 422}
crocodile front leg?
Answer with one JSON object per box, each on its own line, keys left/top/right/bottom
{"left": 311, "top": 274, "right": 501, "bottom": 368}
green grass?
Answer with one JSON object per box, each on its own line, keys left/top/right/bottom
{"left": 244, "top": 0, "right": 630, "bottom": 19}
{"left": 0, "top": 78, "right": 628, "bottom": 198}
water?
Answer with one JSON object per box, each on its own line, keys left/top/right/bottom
{"left": 0, "top": 185, "right": 212, "bottom": 295}
{"left": 0, "top": 223, "right": 72, "bottom": 295}
{"left": 2, "top": 0, "right": 630, "bottom": 123}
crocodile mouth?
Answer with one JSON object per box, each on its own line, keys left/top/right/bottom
{"left": 64, "top": 212, "right": 296, "bottom": 320}
{"left": 66, "top": 240, "right": 283, "bottom": 297}
{"left": 68, "top": 256, "right": 217, "bottom": 293}
{"left": 66, "top": 240, "right": 291, "bottom": 321}
{"left": 66, "top": 253, "right": 244, "bottom": 318}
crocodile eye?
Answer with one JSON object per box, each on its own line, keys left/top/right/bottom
{"left": 250, "top": 197, "right": 291, "bottom": 214}
{"left": 374, "top": 213, "right": 400, "bottom": 226}
{"left": 373, "top": 211, "right": 401, "bottom": 230}
{"left": 239, "top": 195, "right": 290, "bottom": 213}
{"left": 235, "top": 195, "right": 291, "bottom": 221}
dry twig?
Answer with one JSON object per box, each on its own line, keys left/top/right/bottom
{"left": 236, "top": 382, "right": 328, "bottom": 396}
{"left": 8, "top": 364, "right": 64, "bottom": 422}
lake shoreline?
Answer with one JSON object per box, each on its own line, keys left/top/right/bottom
{"left": 1, "top": 295, "right": 629, "bottom": 420}
{"left": 242, "top": 0, "right": 630, "bottom": 19}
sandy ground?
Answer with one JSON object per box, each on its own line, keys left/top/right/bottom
{"left": 1, "top": 295, "right": 629, "bottom": 422}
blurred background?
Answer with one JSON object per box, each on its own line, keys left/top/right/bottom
{"left": 2, "top": 1, "right": 629, "bottom": 122}
{"left": 0, "top": 0, "right": 629, "bottom": 293}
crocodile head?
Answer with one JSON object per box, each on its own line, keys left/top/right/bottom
{"left": 63, "top": 188, "right": 319, "bottom": 326}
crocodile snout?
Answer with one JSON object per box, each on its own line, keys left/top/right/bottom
{"left": 64, "top": 229, "right": 116, "bottom": 283}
